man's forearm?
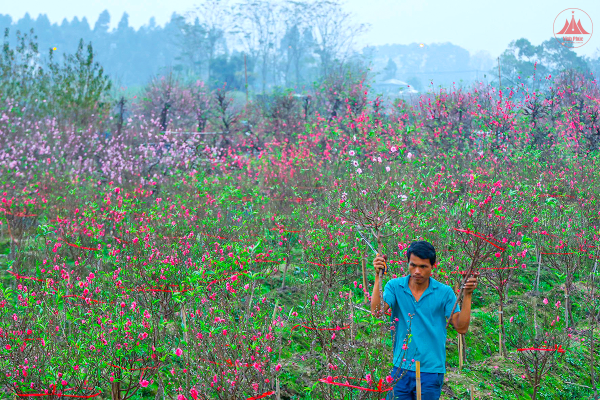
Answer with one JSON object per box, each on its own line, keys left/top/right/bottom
{"left": 456, "top": 293, "right": 472, "bottom": 333}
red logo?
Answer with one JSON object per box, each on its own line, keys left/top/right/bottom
{"left": 554, "top": 8, "right": 593, "bottom": 48}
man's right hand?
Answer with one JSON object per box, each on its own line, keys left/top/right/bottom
{"left": 373, "top": 254, "right": 388, "bottom": 277}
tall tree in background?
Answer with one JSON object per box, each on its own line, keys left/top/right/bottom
{"left": 93, "top": 10, "right": 110, "bottom": 35}
{"left": 47, "top": 39, "right": 113, "bottom": 126}
{"left": 177, "top": 0, "right": 230, "bottom": 81}
{"left": 309, "top": 0, "right": 368, "bottom": 77}
{"left": 279, "top": 0, "right": 313, "bottom": 88}
{"left": 235, "top": 0, "right": 282, "bottom": 94}
{"left": 498, "top": 37, "right": 590, "bottom": 88}
{"left": 382, "top": 58, "right": 397, "bottom": 80}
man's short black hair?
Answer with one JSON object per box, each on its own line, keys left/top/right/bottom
{"left": 406, "top": 241, "right": 436, "bottom": 267}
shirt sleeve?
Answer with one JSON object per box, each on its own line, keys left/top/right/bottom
{"left": 444, "top": 288, "right": 460, "bottom": 319}
{"left": 383, "top": 280, "right": 397, "bottom": 310}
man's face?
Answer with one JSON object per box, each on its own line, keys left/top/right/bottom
{"left": 408, "top": 254, "right": 433, "bottom": 284}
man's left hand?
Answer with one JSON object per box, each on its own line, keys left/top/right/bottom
{"left": 463, "top": 272, "right": 479, "bottom": 295}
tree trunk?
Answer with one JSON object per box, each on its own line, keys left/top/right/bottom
{"left": 591, "top": 323, "right": 598, "bottom": 400}
{"left": 281, "top": 255, "right": 291, "bottom": 289}
{"left": 154, "top": 374, "right": 164, "bottom": 400}
{"left": 111, "top": 382, "right": 122, "bottom": 400}
{"left": 499, "top": 295, "right": 505, "bottom": 358}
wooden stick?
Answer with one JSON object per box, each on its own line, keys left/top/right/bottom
{"left": 470, "top": 384, "right": 475, "bottom": 399}
{"left": 416, "top": 361, "right": 421, "bottom": 400}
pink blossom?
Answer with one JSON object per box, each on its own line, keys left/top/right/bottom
{"left": 140, "top": 380, "right": 149, "bottom": 388}
{"left": 543, "top": 298, "right": 548, "bottom": 305}
{"left": 175, "top": 348, "right": 183, "bottom": 356}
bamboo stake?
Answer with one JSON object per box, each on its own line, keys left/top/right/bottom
{"left": 470, "top": 384, "right": 475, "bottom": 400}
{"left": 362, "top": 251, "right": 369, "bottom": 304}
{"left": 535, "top": 245, "right": 542, "bottom": 294}
{"left": 564, "top": 285, "right": 569, "bottom": 327}
{"left": 499, "top": 309, "right": 503, "bottom": 358}
{"left": 349, "top": 291, "right": 355, "bottom": 340}
{"left": 416, "top": 361, "right": 421, "bottom": 400}
{"left": 458, "top": 333, "right": 464, "bottom": 370}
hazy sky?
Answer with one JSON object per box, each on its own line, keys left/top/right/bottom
{"left": 2, "top": 0, "right": 600, "bottom": 58}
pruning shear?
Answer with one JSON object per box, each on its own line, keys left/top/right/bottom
{"left": 356, "top": 226, "right": 388, "bottom": 275}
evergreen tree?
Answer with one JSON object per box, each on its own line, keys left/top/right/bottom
{"left": 93, "top": 10, "right": 111, "bottom": 34}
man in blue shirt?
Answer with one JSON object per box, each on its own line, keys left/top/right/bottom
{"left": 370, "top": 241, "right": 478, "bottom": 400}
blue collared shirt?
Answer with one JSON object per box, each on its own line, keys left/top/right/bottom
{"left": 383, "top": 275, "right": 459, "bottom": 373}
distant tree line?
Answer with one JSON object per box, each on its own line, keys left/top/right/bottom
{"left": 497, "top": 38, "right": 597, "bottom": 88}
{"left": 0, "top": 0, "right": 369, "bottom": 91}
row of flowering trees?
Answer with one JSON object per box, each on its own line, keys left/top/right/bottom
{"left": 0, "top": 71, "right": 599, "bottom": 398}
